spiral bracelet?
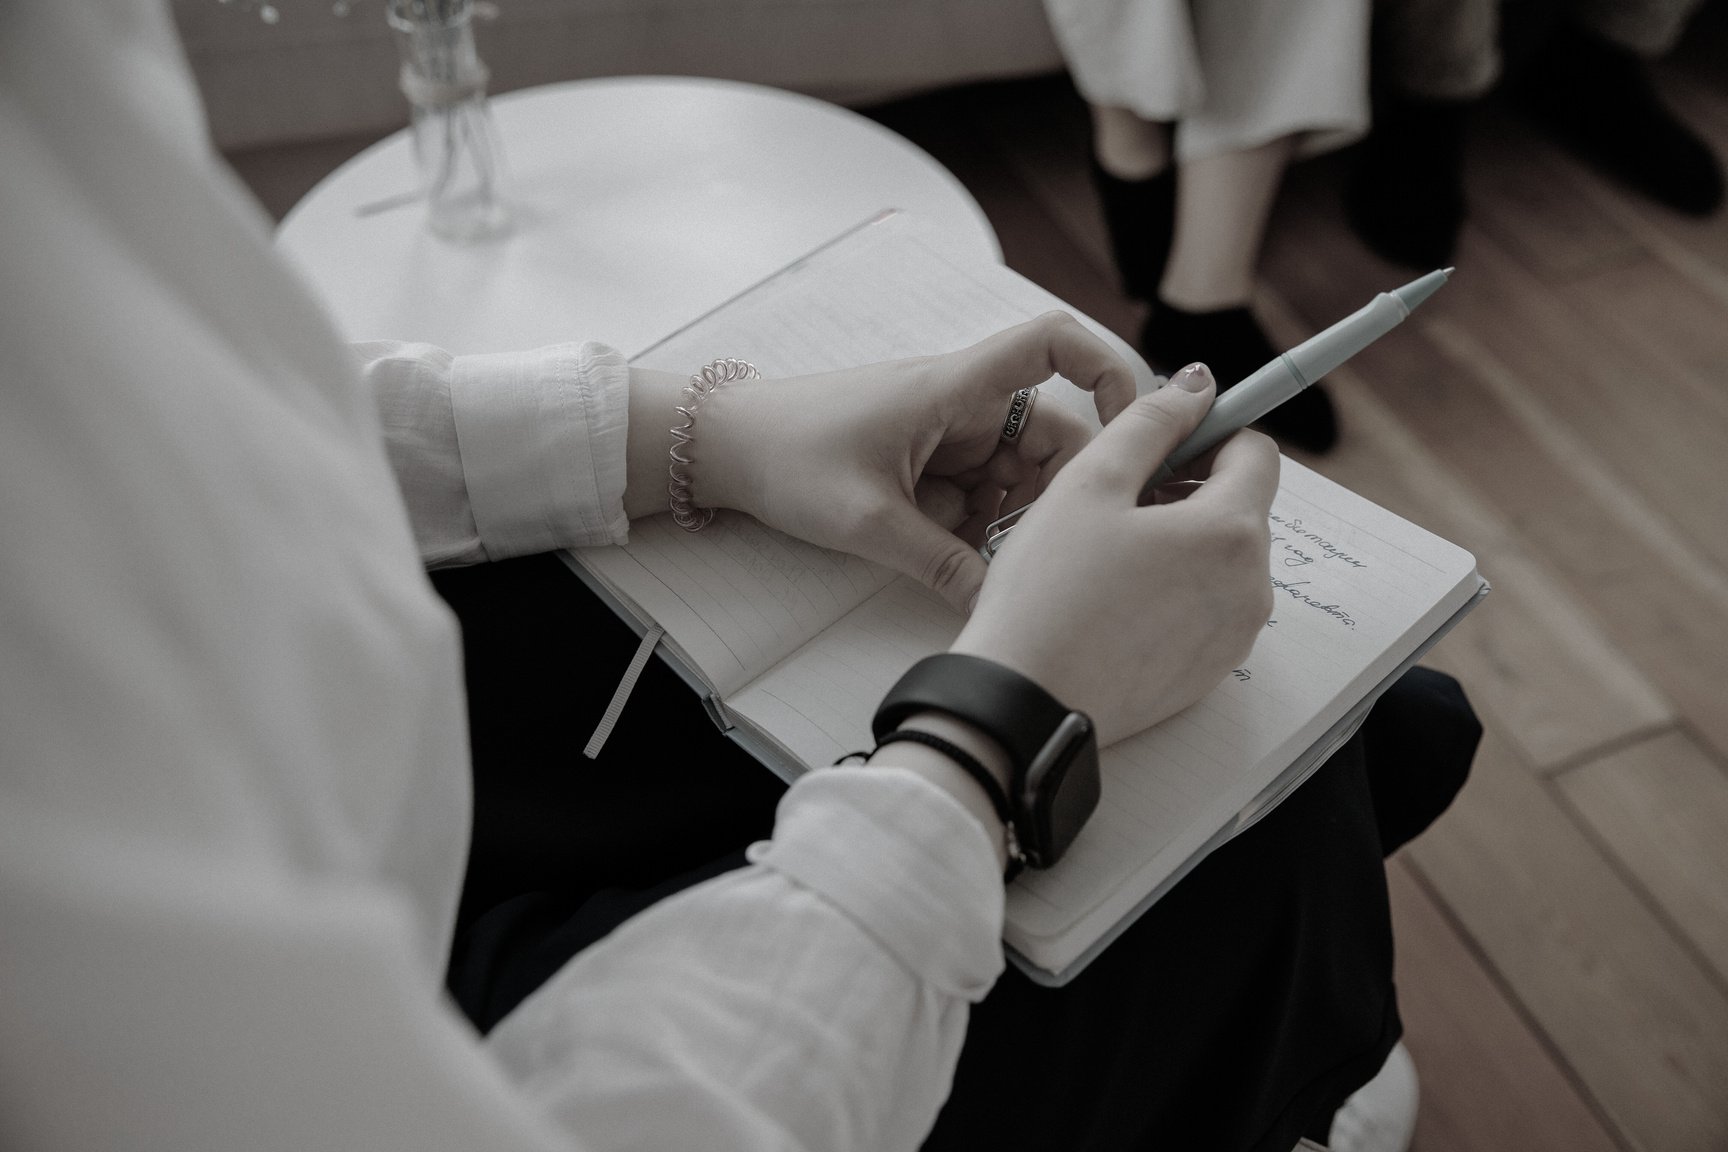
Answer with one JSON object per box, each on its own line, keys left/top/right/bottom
{"left": 668, "top": 358, "right": 761, "bottom": 531}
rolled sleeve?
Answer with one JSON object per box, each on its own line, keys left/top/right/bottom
{"left": 485, "top": 765, "right": 1006, "bottom": 1152}
{"left": 450, "top": 341, "right": 630, "bottom": 558}
{"left": 750, "top": 767, "right": 1006, "bottom": 999}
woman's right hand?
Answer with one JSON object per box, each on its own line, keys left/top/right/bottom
{"left": 950, "top": 363, "right": 1280, "bottom": 746}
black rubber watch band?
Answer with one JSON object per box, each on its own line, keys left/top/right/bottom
{"left": 873, "top": 653, "right": 1073, "bottom": 768}
{"left": 871, "top": 729, "right": 1027, "bottom": 880}
{"left": 875, "top": 653, "right": 1100, "bottom": 871}
{"left": 872, "top": 728, "right": 1014, "bottom": 827}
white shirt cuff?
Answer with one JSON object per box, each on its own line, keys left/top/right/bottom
{"left": 749, "top": 767, "right": 1006, "bottom": 1000}
{"left": 449, "top": 341, "right": 629, "bottom": 558}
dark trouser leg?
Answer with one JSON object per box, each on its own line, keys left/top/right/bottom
{"left": 925, "top": 733, "right": 1396, "bottom": 1152}
{"left": 926, "top": 666, "right": 1480, "bottom": 1152}
{"left": 438, "top": 554, "right": 1477, "bottom": 1151}
{"left": 1362, "top": 665, "right": 1482, "bottom": 855}
{"left": 433, "top": 554, "right": 786, "bottom": 1030}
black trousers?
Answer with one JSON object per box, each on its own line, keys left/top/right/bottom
{"left": 436, "top": 554, "right": 1481, "bottom": 1152}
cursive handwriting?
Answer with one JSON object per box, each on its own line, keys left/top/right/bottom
{"left": 1270, "top": 577, "right": 1356, "bottom": 627}
{"left": 1268, "top": 513, "right": 1368, "bottom": 569}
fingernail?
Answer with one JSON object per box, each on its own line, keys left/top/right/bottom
{"left": 1173, "top": 362, "right": 1213, "bottom": 392}
{"left": 965, "top": 589, "right": 981, "bottom": 616}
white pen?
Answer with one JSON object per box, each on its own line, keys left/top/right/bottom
{"left": 982, "top": 268, "right": 1452, "bottom": 560}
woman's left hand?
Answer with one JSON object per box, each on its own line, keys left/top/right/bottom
{"left": 690, "top": 312, "right": 1137, "bottom": 613}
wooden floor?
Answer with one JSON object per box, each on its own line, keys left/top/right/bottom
{"left": 228, "top": 13, "right": 1728, "bottom": 1150}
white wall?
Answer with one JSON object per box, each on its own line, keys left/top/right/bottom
{"left": 173, "top": 0, "right": 1064, "bottom": 149}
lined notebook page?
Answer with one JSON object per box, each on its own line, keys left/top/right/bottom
{"left": 727, "top": 458, "right": 1480, "bottom": 973}
{"left": 573, "top": 213, "right": 1144, "bottom": 697}
{"left": 578, "top": 515, "right": 893, "bottom": 698}
{"left": 631, "top": 211, "right": 1144, "bottom": 383}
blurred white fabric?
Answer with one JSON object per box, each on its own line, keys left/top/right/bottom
{"left": 0, "top": 2, "right": 1006, "bottom": 1149}
{"left": 1042, "top": 0, "right": 1372, "bottom": 160}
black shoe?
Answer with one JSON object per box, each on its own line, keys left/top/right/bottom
{"left": 1513, "top": 24, "right": 1724, "bottom": 215}
{"left": 1141, "top": 300, "right": 1339, "bottom": 453}
{"left": 1090, "top": 158, "right": 1177, "bottom": 300}
{"left": 1347, "top": 95, "right": 1470, "bottom": 269}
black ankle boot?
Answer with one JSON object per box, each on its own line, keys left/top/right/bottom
{"left": 1347, "top": 94, "right": 1470, "bottom": 269}
{"left": 1090, "top": 159, "right": 1177, "bottom": 300}
{"left": 1142, "top": 301, "right": 1339, "bottom": 454}
{"left": 1513, "top": 23, "right": 1724, "bottom": 215}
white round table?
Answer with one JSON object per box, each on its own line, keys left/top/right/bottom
{"left": 278, "top": 76, "right": 1000, "bottom": 358}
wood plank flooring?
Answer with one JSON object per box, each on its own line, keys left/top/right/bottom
{"left": 228, "top": 12, "right": 1728, "bottom": 1147}
{"left": 1387, "top": 859, "right": 1625, "bottom": 1152}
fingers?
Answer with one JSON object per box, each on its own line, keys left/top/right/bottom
{"left": 959, "top": 402, "right": 1091, "bottom": 493}
{"left": 1018, "top": 402, "right": 1092, "bottom": 483}
{"left": 963, "top": 312, "right": 1138, "bottom": 424}
{"left": 857, "top": 499, "right": 990, "bottom": 615}
{"left": 953, "top": 504, "right": 1004, "bottom": 551}
{"left": 1071, "top": 363, "right": 1216, "bottom": 496}
{"left": 920, "top": 478, "right": 1005, "bottom": 549}
{"left": 913, "top": 476, "right": 969, "bottom": 531}
{"left": 1177, "top": 428, "right": 1281, "bottom": 517}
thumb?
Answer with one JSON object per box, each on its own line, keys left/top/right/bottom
{"left": 1080, "top": 362, "right": 1215, "bottom": 494}
{"left": 866, "top": 502, "right": 989, "bottom": 615}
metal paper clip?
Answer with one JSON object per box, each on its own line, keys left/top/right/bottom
{"left": 979, "top": 501, "right": 1035, "bottom": 561}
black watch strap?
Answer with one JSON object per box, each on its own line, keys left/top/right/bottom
{"left": 877, "top": 653, "right": 1100, "bottom": 872}
{"left": 872, "top": 728, "right": 1027, "bottom": 880}
{"left": 873, "top": 729, "right": 1014, "bottom": 829}
{"left": 872, "top": 653, "right": 1074, "bottom": 767}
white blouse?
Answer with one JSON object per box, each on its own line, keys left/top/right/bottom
{"left": 0, "top": 3, "right": 1005, "bottom": 1150}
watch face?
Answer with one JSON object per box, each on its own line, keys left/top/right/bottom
{"left": 1022, "top": 713, "right": 1101, "bottom": 868}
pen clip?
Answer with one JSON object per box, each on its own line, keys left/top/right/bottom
{"left": 979, "top": 501, "right": 1033, "bottom": 562}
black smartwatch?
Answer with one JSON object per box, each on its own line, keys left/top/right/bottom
{"left": 873, "top": 654, "right": 1101, "bottom": 871}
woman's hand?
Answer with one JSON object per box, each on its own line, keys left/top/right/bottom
{"left": 952, "top": 363, "right": 1280, "bottom": 745}
{"left": 680, "top": 313, "right": 1138, "bottom": 612}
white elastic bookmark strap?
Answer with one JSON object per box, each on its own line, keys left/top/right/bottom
{"left": 583, "top": 625, "right": 665, "bottom": 759}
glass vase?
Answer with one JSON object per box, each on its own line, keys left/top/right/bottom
{"left": 388, "top": 0, "right": 511, "bottom": 243}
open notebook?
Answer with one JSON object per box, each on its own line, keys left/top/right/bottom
{"left": 561, "top": 212, "right": 1488, "bottom": 984}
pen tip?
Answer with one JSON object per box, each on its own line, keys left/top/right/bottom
{"left": 1441, "top": 266, "right": 1456, "bottom": 277}
{"left": 1392, "top": 268, "right": 1452, "bottom": 313}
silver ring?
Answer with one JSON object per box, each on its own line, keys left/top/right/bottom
{"left": 999, "top": 387, "right": 1037, "bottom": 444}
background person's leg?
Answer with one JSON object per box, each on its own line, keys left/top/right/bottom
{"left": 1513, "top": 0, "right": 1722, "bottom": 213}
{"left": 1349, "top": 0, "right": 1502, "bottom": 268}
{"left": 1161, "top": 136, "right": 1296, "bottom": 314}
{"left": 1373, "top": 0, "right": 1504, "bottom": 104}
{"left": 1138, "top": 132, "right": 1340, "bottom": 454}
{"left": 1088, "top": 107, "right": 1177, "bottom": 302}
{"left": 1145, "top": 0, "right": 1374, "bottom": 453}
{"left": 1047, "top": 0, "right": 1356, "bottom": 452}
